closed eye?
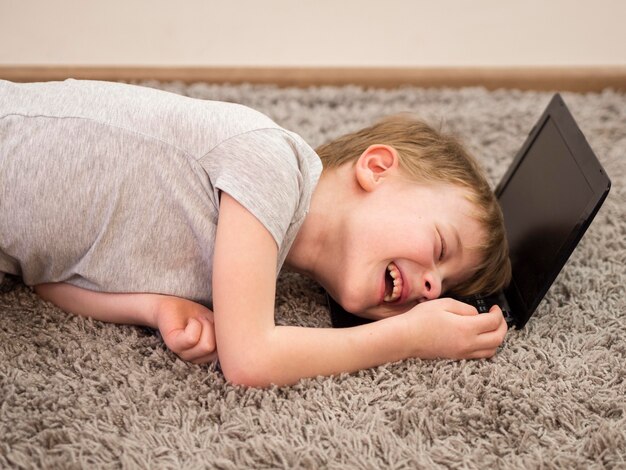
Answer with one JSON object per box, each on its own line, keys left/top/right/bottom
{"left": 438, "top": 230, "right": 446, "bottom": 261}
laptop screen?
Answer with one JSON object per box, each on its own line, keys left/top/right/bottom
{"left": 498, "top": 117, "right": 594, "bottom": 311}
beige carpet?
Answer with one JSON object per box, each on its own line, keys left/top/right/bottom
{"left": 1, "top": 82, "right": 625, "bottom": 469}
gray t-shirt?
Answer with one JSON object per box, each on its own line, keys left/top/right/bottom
{"left": 0, "top": 79, "right": 322, "bottom": 308}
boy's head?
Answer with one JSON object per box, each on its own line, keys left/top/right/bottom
{"left": 315, "top": 114, "right": 511, "bottom": 318}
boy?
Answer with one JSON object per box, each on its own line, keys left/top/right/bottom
{"left": 1, "top": 79, "right": 510, "bottom": 387}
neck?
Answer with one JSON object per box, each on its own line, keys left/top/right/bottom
{"left": 285, "top": 167, "right": 347, "bottom": 288}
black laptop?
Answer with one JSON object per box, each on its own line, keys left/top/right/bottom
{"left": 328, "top": 94, "right": 612, "bottom": 329}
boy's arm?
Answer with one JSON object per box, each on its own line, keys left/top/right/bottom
{"left": 213, "top": 193, "right": 507, "bottom": 388}
{"left": 34, "top": 283, "right": 217, "bottom": 363}
{"left": 34, "top": 283, "right": 160, "bottom": 326}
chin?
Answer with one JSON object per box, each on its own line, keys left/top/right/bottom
{"left": 337, "top": 296, "right": 364, "bottom": 316}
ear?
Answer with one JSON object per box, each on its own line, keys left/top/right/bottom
{"left": 355, "top": 144, "right": 400, "bottom": 192}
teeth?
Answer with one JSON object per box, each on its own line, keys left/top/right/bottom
{"left": 384, "top": 262, "right": 403, "bottom": 303}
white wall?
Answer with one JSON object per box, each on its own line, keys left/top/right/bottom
{"left": 0, "top": 0, "right": 625, "bottom": 67}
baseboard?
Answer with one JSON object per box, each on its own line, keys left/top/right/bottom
{"left": 1, "top": 66, "right": 625, "bottom": 92}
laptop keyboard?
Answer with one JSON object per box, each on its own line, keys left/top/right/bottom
{"left": 455, "top": 292, "right": 516, "bottom": 327}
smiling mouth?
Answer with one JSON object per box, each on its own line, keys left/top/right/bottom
{"left": 384, "top": 262, "right": 403, "bottom": 303}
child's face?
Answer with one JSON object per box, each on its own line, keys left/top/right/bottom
{"left": 331, "top": 180, "right": 485, "bottom": 320}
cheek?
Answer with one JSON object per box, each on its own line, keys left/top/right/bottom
{"left": 401, "top": 233, "right": 433, "bottom": 264}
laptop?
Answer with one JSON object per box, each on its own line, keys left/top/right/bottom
{"left": 327, "top": 94, "right": 612, "bottom": 329}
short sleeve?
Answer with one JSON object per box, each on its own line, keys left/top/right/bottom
{"left": 199, "top": 128, "right": 304, "bottom": 249}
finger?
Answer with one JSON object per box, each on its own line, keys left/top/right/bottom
{"left": 475, "top": 313, "right": 508, "bottom": 350}
{"left": 467, "top": 348, "right": 499, "bottom": 360}
{"left": 178, "top": 317, "right": 216, "bottom": 361}
{"left": 438, "top": 298, "right": 479, "bottom": 316}
{"left": 489, "top": 304, "right": 503, "bottom": 315}
{"left": 197, "top": 316, "right": 216, "bottom": 354}
{"left": 190, "top": 351, "right": 219, "bottom": 365}
{"left": 170, "top": 317, "right": 202, "bottom": 351}
{"left": 489, "top": 305, "right": 509, "bottom": 335}
{"left": 474, "top": 329, "right": 507, "bottom": 351}
{"left": 470, "top": 308, "right": 506, "bottom": 333}
{"left": 200, "top": 309, "right": 215, "bottom": 323}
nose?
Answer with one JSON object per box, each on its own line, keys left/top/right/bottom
{"left": 421, "top": 271, "right": 442, "bottom": 300}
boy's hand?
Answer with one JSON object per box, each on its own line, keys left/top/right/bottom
{"left": 405, "top": 298, "right": 508, "bottom": 360}
{"left": 153, "top": 296, "right": 217, "bottom": 364}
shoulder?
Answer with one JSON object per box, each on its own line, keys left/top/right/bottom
{"left": 203, "top": 126, "right": 321, "bottom": 178}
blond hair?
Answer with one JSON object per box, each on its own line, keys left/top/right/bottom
{"left": 316, "top": 114, "right": 511, "bottom": 297}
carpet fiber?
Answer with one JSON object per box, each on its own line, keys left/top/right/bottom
{"left": 1, "top": 82, "right": 625, "bottom": 469}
